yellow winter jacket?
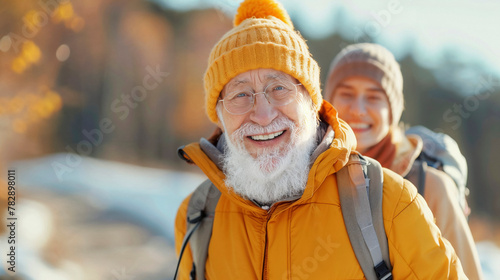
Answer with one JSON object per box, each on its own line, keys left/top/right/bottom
{"left": 175, "top": 101, "right": 466, "bottom": 279}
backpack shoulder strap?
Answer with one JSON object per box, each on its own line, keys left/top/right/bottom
{"left": 405, "top": 158, "right": 428, "bottom": 196}
{"left": 173, "top": 179, "right": 221, "bottom": 280}
{"left": 338, "top": 154, "right": 392, "bottom": 280}
{"left": 364, "top": 156, "right": 391, "bottom": 274}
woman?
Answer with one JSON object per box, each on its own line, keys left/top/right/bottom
{"left": 324, "top": 43, "right": 482, "bottom": 280}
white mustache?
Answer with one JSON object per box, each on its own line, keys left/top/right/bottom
{"left": 232, "top": 117, "right": 295, "bottom": 141}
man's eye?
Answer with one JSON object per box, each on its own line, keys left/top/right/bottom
{"left": 238, "top": 92, "right": 251, "bottom": 97}
{"left": 230, "top": 92, "right": 250, "bottom": 100}
{"left": 269, "top": 83, "right": 293, "bottom": 94}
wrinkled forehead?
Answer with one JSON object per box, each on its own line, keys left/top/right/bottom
{"left": 224, "top": 69, "right": 298, "bottom": 92}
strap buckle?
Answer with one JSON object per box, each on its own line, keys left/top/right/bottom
{"left": 374, "top": 261, "right": 393, "bottom": 280}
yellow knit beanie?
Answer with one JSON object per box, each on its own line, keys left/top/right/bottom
{"left": 204, "top": 0, "right": 322, "bottom": 124}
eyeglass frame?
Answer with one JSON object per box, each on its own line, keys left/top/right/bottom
{"left": 218, "top": 81, "right": 303, "bottom": 115}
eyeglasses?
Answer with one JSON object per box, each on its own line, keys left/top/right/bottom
{"left": 219, "top": 80, "right": 302, "bottom": 115}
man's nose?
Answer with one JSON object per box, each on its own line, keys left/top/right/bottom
{"left": 249, "top": 93, "right": 278, "bottom": 126}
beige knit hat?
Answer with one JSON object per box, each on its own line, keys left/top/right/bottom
{"left": 204, "top": 0, "right": 322, "bottom": 124}
{"left": 324, "top": 43, "right": 404, "bottom": 126}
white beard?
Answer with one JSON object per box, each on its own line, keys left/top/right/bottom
{"left": 220, "top": 100, "right": 318, "bottom": 206}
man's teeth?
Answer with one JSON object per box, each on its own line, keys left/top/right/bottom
{"left": 349, "top": 123, "right": 370, "bottom": 129}
{"left": 250, "top": 131, "right": 284, "bottom": 141}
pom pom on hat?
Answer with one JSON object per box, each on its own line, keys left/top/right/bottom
{"left": 234, "top": 0, "right": 293, "bottom": 27}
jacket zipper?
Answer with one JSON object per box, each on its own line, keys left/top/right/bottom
{"left": 261, "top": 205, "right": 277, "bottom": 280}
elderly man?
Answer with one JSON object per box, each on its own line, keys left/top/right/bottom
{"left": 174, "top": 0, "right": 466, "bottom": 279}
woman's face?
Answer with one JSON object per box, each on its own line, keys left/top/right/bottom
{"left": 330, "top": 76, "right": 391, "bottom": 153}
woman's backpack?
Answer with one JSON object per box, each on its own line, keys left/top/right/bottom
{"left": 405, "top": 126, "right": 469, "bottom": 215}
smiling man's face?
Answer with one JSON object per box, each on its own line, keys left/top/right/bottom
{"left": 218, "top": 68, "right": 312, "bottom": 159}
{"left": 217, "top": 68, "right": 319, "bottom": 204}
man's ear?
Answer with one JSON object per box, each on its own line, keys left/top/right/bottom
{"left": 215, "top": 101, "right": 225, "bottom": 132}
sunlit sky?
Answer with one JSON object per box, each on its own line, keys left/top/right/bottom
{"left": 154, "top": 0, "right": 500, "bottom": 80}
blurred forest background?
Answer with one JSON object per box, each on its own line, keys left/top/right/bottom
{"left": 1, "top": 0, "right": 500, "bottom": 279}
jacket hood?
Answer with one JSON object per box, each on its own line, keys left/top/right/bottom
{"left": 178, "top": 100, "right": 357, "bottom": 212}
